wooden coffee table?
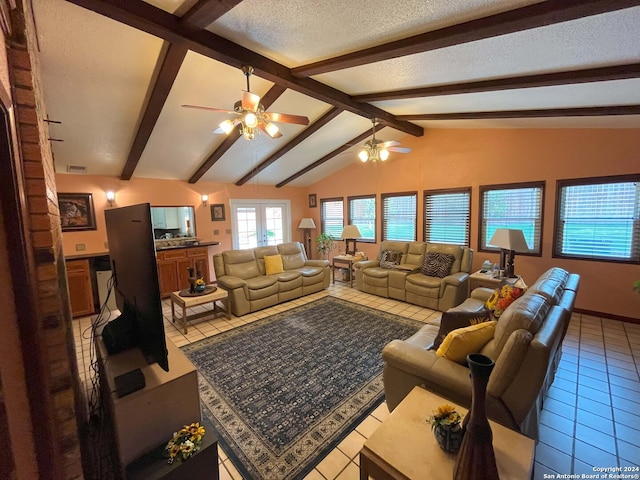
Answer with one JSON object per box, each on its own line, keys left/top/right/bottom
{"left": 359, "top": 387, "right": 534, "bottom": 480}
{"left": 170, "top": 287, "right": 230, "bottom": 334}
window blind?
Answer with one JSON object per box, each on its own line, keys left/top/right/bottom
{"left": 321, "top": 198, "right": 343, "bottom": 239}
{"left": 480, "top": 183, "right": 544, "bottom": 254}
{"left": 555, "top": 177, "right": 640, "bottom": 262}
{"left": 348, "top": 195, "right": 376, "bottom": 241}
{"left": 424, "top": 189, "right": 470, "bottom": 245}
{"left": 382, "top": 192, "right": 417, "bottom": 241}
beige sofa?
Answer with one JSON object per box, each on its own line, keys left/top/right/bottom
{"left": 213, "top": 242, "right": 330, "bottom": 316}
{"left": 381, "top": 267, "right": 580, "bottom": 440}
{"left": 354, "top": 241, "right": 473, "bottom": 311}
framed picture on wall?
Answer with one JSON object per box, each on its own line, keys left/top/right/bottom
{"left": 309, "top": 194, "right": 317, "bottom": 208}
{"left": 58, "top": 193, "right": 97, "bottom": 231}
{"left": 211, "top": 204, "right": 225, "bottom": 221}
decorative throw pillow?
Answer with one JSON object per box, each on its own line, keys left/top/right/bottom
{"left": 485, "top": 284, "right": 526, "bottom": 319}
{"left": 421, "top": 252, "right": 454, "bottom": 278}
{"left": 264, "top": 254, "right": 284, "bottom": 275}
{"left": 379, "top": 249, "right": 403, "bottom": 269}
{"left": 430, "top": 310, "right": 492, "bottom": 351}
{"left": 435, "top": 321, "right": 497, "bottom": 364}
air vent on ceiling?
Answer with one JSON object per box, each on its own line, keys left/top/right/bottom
{"left": 66, "top": 165, "right": 87, "bottom": 174}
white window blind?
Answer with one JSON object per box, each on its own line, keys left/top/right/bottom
{"left": 555, "top": 177, "right": 640, "bottom": 262}
{"left": 382, "top": 192, "right": 417, "bottom": 241}
{"left": 321, "top": 198, "right": 343, "bottom": 239}
{"left": 480, "top": 183, "right": 544, "bottom": 254}
{"left": 348, "top": 195, "right": 376, "bottom": 241}
{"left": 424, "top": 189, "right": 470, "bottom": 245}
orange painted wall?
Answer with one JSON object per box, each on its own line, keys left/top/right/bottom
{"left": 308, "top": 128, "right": 640, "bottom": 320}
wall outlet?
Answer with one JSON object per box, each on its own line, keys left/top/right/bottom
{"left": 75, "top": 243, "right": 86, "bottom": 251}
{"left": 213, "top": 229, "right": 219, "bottom": 235}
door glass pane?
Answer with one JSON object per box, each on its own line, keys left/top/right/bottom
{"left": 264, "top": 206, "right": 284, "bottom": 245}
{"left": 237, "top": 207, "right": 258, "bottom": 249}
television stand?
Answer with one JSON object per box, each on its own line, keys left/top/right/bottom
{"left": 95, "top": 338, "right": 202, "bottom": 474}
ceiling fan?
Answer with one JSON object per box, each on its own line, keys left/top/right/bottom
{"left": 182, "top": 66, "right": 309, "bottom": 140}
{"left": 358, "top": 118, "right": 411, "bottom": 162}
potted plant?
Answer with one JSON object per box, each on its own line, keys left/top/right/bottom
{"left": 427, "top": 404, "right": 463, "bottom": 453}
{"left": 316, "top": 233, "right": 335, "bottom": 259}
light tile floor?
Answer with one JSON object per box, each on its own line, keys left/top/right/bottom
{"left": 73, "top": 284, "right": 640, "bottom": 479}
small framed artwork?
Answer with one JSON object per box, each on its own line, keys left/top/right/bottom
{"left": 309, "top": 194, "right": 317, "bottom": 208}
{"left": 58, "top": 193, "right": 97, "bottom": 231}
{"left": 211, "top": 204, "right": 225, "bottom": 221}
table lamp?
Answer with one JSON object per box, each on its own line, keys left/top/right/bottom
{"left": 298, "top": 218, "right": 316, "bottom": 259}
{"left": 488, "top": 228, "right": 529, "bottom": 278}
{"left": 340, "top": 224, "right": 362, "bottom": 256}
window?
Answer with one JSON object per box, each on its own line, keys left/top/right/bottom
{"left": 424, "top": 188, "right": 471, "bottom": 245}
{"left": 479, "top": 182, "right": 544, "bottom": 254}
{"left": 381, "top": 192, "right": 417, "bottom": 241}
{"left": 348, "top": 195, "right": 376, "bottom": 242}
{"left": 554, "top": 175, "right": 640, "bottom": 263}
{"left": 320, "top": 197, "right": 343, "bottom": 239}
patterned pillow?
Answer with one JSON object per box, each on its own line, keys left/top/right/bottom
{"left": 485, "top": 284, "right": 526, "bottom": 319}
{"left": 380, "top": 250, "right": 403, "bottom": 269}
{"left": 421, "top": 252, "right": 454, "bottom": 278}
{"left": 431, "top": 310, "right": 492, "bottom": 350}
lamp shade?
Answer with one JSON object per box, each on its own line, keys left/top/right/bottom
{"left": 298, "top": 218, "right": 316, "bottom": 229}
{"left": 340, "top": 224, "right": 362, "bottom": 239}
{"left": 488, "top": 228, "right": 529, "bottom": 252}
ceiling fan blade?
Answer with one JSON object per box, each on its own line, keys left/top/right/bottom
{"left": 387, "top": 146, "right": 412, "bottom": 153}
{"left": 259, "top": 124, "right": 283, "bottom": 138}
{"left": 182, "top": 104, "right": 236, "bottom": 114}
{"left": 381, "top": 140, "right": 401, "bottom": 148}
{"left": 242, "top": 90, "right": 261, "bottom": 111}
{"left": 265, "top": 112, "right": 310, "bottom": 125}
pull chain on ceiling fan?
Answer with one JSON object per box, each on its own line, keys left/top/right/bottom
{"left": 358, "top": 118, "right": 411, "bottom": 162}
{"left": 182, "top": 65, "right": 309, "bottom": 140}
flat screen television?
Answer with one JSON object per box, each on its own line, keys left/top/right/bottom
{"left": 103, "top": 203, "right": 169, "bottom": 374}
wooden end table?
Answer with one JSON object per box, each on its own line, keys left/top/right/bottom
{"left": 359, "top": 387, "right": 534, "bottom": 480}
{"left": 468, "top": 270, "right": 521, "bottom": 292}
{"left": 332, "top": 254, "right": 367, "bottom": 287}
{"left": 170, "top": 287, "right": 230, "bottom": 334}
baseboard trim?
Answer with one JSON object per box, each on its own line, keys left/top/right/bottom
{"left": 574, "top": 308, "right": 640, "bottom": 325}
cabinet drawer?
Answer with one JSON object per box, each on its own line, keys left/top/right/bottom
{"left": 187, "top": 247, "right": 208, "bottom": 257}
{"left": 66, "top": 259, "right": 90, "bottom": 273}
{"left": 158, "top": 249, "right": 187, "bottom": 261}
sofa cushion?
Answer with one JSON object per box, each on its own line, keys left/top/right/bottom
{"left": 426, "top": 243, "right": 464, "bottom": 274}
{"left": 264, "top": 254, "right": 284, "bottom": 275}
{"left": 527, "top": 267, "right": 568, "bottom": 305}
{"left": 493, "top": 293, "right": 550, "bottom": 356}
{"left": 380, "top": 249, "right": 403, "bottom": 269}
{"left": 222, "top": 249, "right": 260, "bottom": 279}
{"left": 421, "top": 252, "right": 454, "bottom": 278}
{"left": 278, "top": 242, "right": 307, "bottom": 269}
{"left": 431, "top": 310, "right": 492, "bottom": 350}
{"left": 485, "top": 284, "right": 526, "bottom": 319}
{"left": 435, "top": 321, "right": 497, "bottom": 364}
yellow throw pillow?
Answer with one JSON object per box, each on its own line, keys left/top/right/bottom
{"left": 264, "top": 254, "right": 284, "bottom": 275}
{"left": 435, "top": 321, "right": 497, "bottom": 364}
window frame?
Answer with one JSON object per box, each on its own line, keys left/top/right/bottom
{"left": 320, "top": 197, "right": 344, "bottom": 240}
{"left": 423, "top": 187, "right": 471, "bottom": 246}
{"left": 347, "top": 194, "right": 376, "bottom": 243}
{"left": 478, "top": 181, "right": 545, "bottom": 256}
{"left": 553, "top": 174, "right": 640, "bottom": 264}
{"left": 381, "top": 191, "right": 418, "bottom": 242}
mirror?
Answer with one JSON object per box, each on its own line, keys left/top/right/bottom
{"left": 151, "top": 206, "right": 196, "bottom": 239}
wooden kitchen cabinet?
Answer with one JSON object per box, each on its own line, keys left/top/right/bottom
{"left": 156, "top": 246, "right": 210, "bottom": 297}
{"left": 66, "top": 259, "right": 94, "bottom": 317}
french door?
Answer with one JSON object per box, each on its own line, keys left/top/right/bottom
{"left": 229, "top": 199, "right": 291, "bottom": 249}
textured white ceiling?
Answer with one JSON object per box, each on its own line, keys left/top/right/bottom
{"left": 34, "top": 0, "right": 640, "bottom": 186}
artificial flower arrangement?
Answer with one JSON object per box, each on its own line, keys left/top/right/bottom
{"left": 427, "top": 404, "right": 462, "bottom": 430}
{"left": 164, "top": 422, "right": 206, "bottom": 464}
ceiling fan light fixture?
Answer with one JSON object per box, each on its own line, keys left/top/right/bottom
{"left": 265, "top": 122, "right": 279, "bottom": 137}
{"left": 244, "top": 112, "right": 258, "bottom": 128}
{"left": 242, "top": 126, "right": 255, "bottom": 140}
{"left": 380, "top": 148, "right": 390, "bottom": 161}
{"left": 219, "top": 119, "right": 235, "bottom": 134}
{"left": 358, "top": 149, "right": 369, "bottom": 162}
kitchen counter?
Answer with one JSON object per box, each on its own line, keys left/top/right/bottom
{"left": 154, "top": 240, "right": 220, "bottom": 251}
{"left": 65, "top": 241, "right": 220, "bottom": 260}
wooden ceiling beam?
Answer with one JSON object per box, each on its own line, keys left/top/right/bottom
{"left": 291, "top": 0, "right": 640, "bottom": 77}
{"left": 188, "top": 84, "right": 287, "bottom": 183}
{"left": 354, "top": 63, "right": 640, "bottom": 102}
{"left": 64, "top": 0, "right": 422, "bottom": 137}
{"left": 276, "top": 128, "right": 376, "bottom": 188}
{"left": 180, "top": 0, "right": 243, "bottom": 29}
{"left": 396, "top": 105, "right": 640, "bottom": 121}
{"left": 235, "top": 107, "right": 343, "bottom": 186}
{"left": 121, "top": 42, "right": 187, "bottom": 180}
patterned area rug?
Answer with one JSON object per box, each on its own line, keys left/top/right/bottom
{"left": 181, "top": 296, "right": 424, "bottom": 480}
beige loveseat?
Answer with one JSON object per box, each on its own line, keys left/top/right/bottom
{"left": 381, "top": 267, "right": 579, "bottom": 440}
{"left": 213, "top": 242, "right": 330, "bottom": 316}
{"left": 354, "top": 241, "right": 473, "bottom": 311}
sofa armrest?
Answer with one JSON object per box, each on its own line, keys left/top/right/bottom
{"left": 471, "top": 287, "right": 495, "bottom": 302}
{"left": 441, "top": 271, "right": 468, "bottom": 287}
{"left": 304, "top": 259, "right": 330, "bottom": 268}
{"left": 354, "top": 259, "right": 379, "bottom": 270}
{"left": 216, "top": 275, "right": 247, "bottom": 291}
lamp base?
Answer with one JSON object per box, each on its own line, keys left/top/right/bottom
{"left": 345, "top": 239, "right": 357, "bottom": 256}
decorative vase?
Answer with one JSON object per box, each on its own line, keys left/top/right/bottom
{"left": 187, "top": 267, "right": 196, "bottom": 293}
{"left": 433, "top": 423, "right": 464, "bottom": 453}
{"left": 453, "top": 353, "right": 500, "bottom": 480}
{"left": 195, "top": 283, "right": 206, "bottom": 293}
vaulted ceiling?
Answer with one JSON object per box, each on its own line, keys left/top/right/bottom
{"left": 33, "top": 0, "right": 640, "bottom": 187}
